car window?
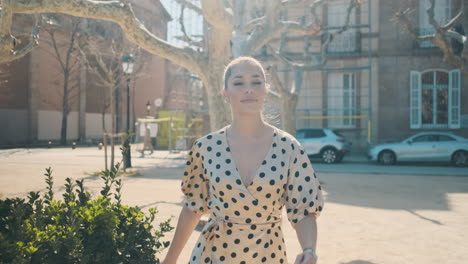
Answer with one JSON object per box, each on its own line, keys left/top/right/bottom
{"left": 413, "top": 135, "right": 437, "bottom": 142}
{"left": 296, "top": 130, "right": 326, "bottom": 138}
{"left": 307, "top": 130, "right": 326, "bottom": 138}
{"left": 438, "top": 135, "right": 456, "bottom": 141}
{"left": 296, "top": 131, "right": 306, "bottom": 139}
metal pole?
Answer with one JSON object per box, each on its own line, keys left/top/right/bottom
{"left": 124, "top": 78, "right": 132, "bottom": 168}
{"left": 126, "top": 78, "right": 130, "bottom": 133}
{"left": 367, "top": 0, "right": 373, "bottom": 145}
{"left": 169, "top": 114, "right": 173, "bottom": 152}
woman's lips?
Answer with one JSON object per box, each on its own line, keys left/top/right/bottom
{"left": 240, "top": 99, "right": 258, "bottom": 103}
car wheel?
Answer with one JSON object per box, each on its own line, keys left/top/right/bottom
{"left": 321, "top": 148, "right": 338, "bottom": 164}
{"left": 378, "top": 150, "right": 396, "bottom": 165}
{"left": 451, "top": 151, "right": 467, "bottom": 167}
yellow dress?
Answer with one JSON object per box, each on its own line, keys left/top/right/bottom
{"left": 181, "top": 126, "right": 324, "bottom": 264}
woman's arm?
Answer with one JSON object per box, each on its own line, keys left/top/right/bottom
{"left": 293, "top": 214, "right": 318, "bottom": 264}
{"left": 162, "top": 206, "right": 202, "bottom": 264}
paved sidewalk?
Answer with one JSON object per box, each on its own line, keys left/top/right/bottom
{"left": 1, "top": 147, "right": 467, "bottom": 263}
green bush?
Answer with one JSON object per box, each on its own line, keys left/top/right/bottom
{"left": 0, "top": 165, "right": 173, "bottom": 264}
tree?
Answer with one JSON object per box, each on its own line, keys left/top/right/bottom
{"left": 393, "top": 0, "right": 468, "bottom": 74}
{"left": 78, "top": 19, "right": 148, "bottom": 169}
{"left": 265, "top": 0, "right": 359, "bottom": 134}
{"left": 41, "top": 14, "right": 82, "bottom": 145}
{"left": 1, "top": 0, "right": 359, "bottom": 131}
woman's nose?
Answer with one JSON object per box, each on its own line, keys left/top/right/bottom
{"left": 244, "top": 86, "right": 253, "bottom": 93}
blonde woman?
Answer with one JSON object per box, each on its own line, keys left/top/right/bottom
{"left": 163, "top": 57, "right": 324, "bottom": 264}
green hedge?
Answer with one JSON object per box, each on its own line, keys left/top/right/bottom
{"left": 0, "top": 165, "right": 173, "bottom": 264}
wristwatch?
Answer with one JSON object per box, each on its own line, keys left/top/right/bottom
{"left": 303, "top": 248, "right": 318, "bottom": 260}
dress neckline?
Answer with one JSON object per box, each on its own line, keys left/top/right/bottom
{"left": 223, "top": 125, "right": 277, "bottom": 190}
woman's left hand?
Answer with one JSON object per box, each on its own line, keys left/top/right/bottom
{"left": 294, "top": 252, "right": 318, "bottom": 264}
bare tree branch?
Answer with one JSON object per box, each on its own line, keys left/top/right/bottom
{"left": 0, "top": 2, "right": 41, "bottom": 64}
{"left": 174, "top": 0, "right": 203, "bottom": 15}
{"left": 6, "top": 0, "right": 204, "bottom": 76}
{"left": 266, "top": 64, "right": 288, "bottom": 98}
{"left": 441, "top": 9, "right": 463, "bottom": 30}
{"left": 242, "top": 0, "right": 331, "bottom": 55}
{"left": 0, "top": 0, "right": 15, "bottom": 57}
{"left": 200, "top": 0, "right": 233, "bottom": 28}
{"left": 176, "top": 5, "right": 204, "bottom": 48}
{"left": 393, "top": 0, "right": 466, "bottom": 70}
{"left": 447, "top": 30, "right": 465, "bottom": 44}
{"left": 281, "top": 0, "right": 318, "bottom": 9}
{"left": 47, "top": 31, "right": 67, "bottom": 72}
{"left": 198, "top": 0, "right": 233, "bottom": 62}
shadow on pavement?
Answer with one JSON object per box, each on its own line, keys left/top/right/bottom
{"left": 320, "top": 172, "right": 468, "bottom": 212}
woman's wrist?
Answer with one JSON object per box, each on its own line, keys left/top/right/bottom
{"left": 303, "top": 248, "right": 318, "bottom": 259}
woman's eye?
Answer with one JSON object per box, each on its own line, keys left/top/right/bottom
{"left": 252, "top": 82, "right": 262, "bottom": 86}
{"left": 233, "top": 82, "right": 244, "bottom": 86}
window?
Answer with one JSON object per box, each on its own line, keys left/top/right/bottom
{"left": 413, "top": 135, "right": 437, "bottom": 142}
{"left": 438, "top": 135, "right": 456, "bottom": 141}
{"left": 418, "top": 0, "right": 451, "bottom": 48}
{"left": 326, "top": 0, "right": 358, "bottom": 53}
{"left": 327, "top": 73, "right": 356, "bottom": 128}
{"left": 410, "top": 70, "right": 461, "bottom": 129}
{"left": 297, "top": 129, "right": 326, "bottom": 139}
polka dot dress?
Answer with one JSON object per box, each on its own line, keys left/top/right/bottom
{"left": 181, "top": 126, "right": 324, "bottom": 264}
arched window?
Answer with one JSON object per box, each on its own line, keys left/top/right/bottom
{"left": 410, "top": 69, "right": 461, "bottom": 129}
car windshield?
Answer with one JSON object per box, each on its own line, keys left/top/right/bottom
{"left": 296, "top": 131, "right": 306, "bottom": 138}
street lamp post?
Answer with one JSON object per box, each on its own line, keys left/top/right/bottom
{"left": 122, "top": 53, "right": 135, "bottom": 169}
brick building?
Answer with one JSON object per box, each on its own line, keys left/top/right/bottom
{"left": 0, "top": 0, "right": 171, "bottom": 146}
{"left": 242, "top": 0, "right": 467, "bottom": 151}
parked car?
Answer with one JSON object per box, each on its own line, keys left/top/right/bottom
{"left": 296, "top": 128, "right": 352, "bottom": 164}
{"left": 368, "top": 132, "right": 468, "bottom": 167}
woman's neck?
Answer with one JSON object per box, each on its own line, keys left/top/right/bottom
{"left": 228, "top": 114, "right": 270, "bottom": 138}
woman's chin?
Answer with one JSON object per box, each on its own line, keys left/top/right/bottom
{"left": 235, "top": 108, "right": 263, "bottom": 115}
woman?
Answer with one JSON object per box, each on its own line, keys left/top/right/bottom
{"left": 162, "top": 57, "right": 324, "bottom": 264}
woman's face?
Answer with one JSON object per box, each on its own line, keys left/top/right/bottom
{"left": 223, "top": 62, "right": 267, "bottom": 115}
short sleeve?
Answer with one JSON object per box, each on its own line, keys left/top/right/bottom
{"left": 180, "top": 141, "right": 210, "bottom": 215}
{"left": 285, "top": 139, "right": 324, "bottom": 228}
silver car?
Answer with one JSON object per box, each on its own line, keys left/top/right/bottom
{"left": 368, "top": 132, "right": 468, "bottom": 166}
{"left": 296, "top": 128, "right": 352, "bottom": 164}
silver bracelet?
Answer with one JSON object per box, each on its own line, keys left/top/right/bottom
{"left": 303, "top": 248, "right": 318, "bottom": 259}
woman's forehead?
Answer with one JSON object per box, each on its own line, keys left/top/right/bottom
{"left": 230, "top": 62, "right": 264, "bottom": 78}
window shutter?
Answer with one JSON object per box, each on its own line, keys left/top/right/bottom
{"left": 448, "top": 69, "right": 461, "bottom": 128}
{"left": 410, "top": 71, "right": 422, "bottom": 129}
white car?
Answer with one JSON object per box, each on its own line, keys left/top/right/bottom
{"left": 297, "top": 128, "right": 352, "bottom": 164}
{"left": 368, "top": 132, "right": 468, "bottom": 166}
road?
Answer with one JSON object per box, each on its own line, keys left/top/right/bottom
{"left": 1, "top": 147, "right": 467, "bottom": 264}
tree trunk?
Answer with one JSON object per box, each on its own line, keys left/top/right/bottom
{"left": 201, "top": 69, "right": 231, "bottom": 131}
{"left": 110, "top": 85, "right": 115, "bottom": 169}
{"left": 115, "top": 84, "right": 121, "bottom": 133}
{"left": 60, "top": 70, "right": 69, "bottom": 145}
{"left": 282, "top": 94, "right": 298, "bottom": 136}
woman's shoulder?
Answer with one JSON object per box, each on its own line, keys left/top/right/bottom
{"left": 192, "top": 126, "right": 227, "bottom": 147}
{"left": 273, "top": 126, "right": 301, "bottom": 146}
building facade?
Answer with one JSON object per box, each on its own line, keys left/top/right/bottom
{"left": 243, "top": 0, "right": 467, "bottom": 151}
{"left": 0, "top": 0, "right": 171, "bottom": 146}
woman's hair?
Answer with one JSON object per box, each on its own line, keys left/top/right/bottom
{"left": 223, "top": 56, "right": 266, "bottom": 90}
